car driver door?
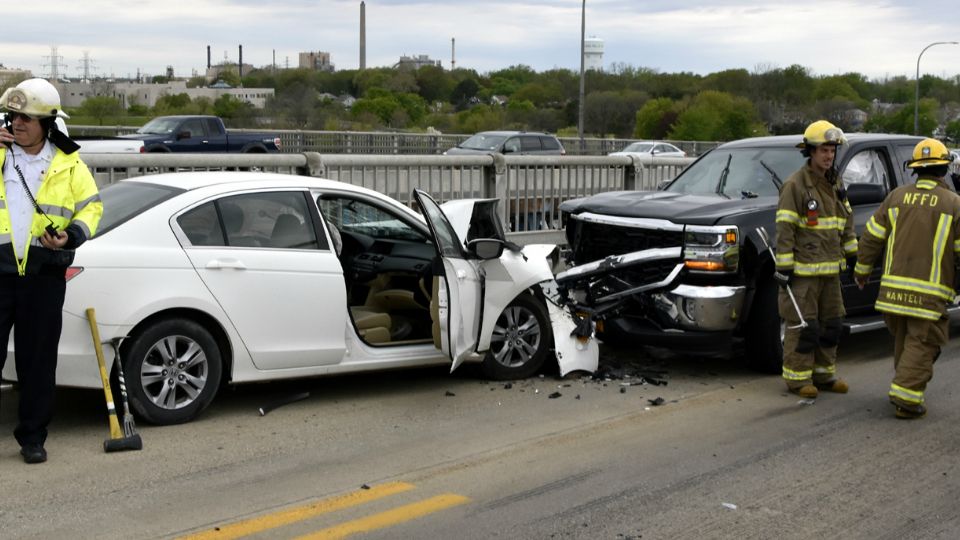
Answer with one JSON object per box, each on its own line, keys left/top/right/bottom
{"left": 413, "top": 190, "right": 482, "bottom": 371}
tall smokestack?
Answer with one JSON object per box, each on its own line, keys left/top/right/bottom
{"left": 451, "top": 38, "right": 456, "bottom": 70}
{"left": 359, "top": 1, "right": 366, "bottom": 70}
{"left": 238, "top": 44, "right": 243, "bottom": 83}
{"left": 207, "top": 45, "right": 211, "bottom": 69}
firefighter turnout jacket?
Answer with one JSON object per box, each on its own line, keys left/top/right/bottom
{"left": 0, "top": 146, "right": 102, "bottom": 276}
{"left": 855, "top": 176, "right": 960, "bottom": 320}
{"left": 776, "top": 163, "right": 858, "bottom": 275}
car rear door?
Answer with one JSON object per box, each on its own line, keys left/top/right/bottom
{"left": 177, "top": 189, "right": 348, "bottom": 370}
{"left": 413, "top": 190, "right": 482, "bottom": 370}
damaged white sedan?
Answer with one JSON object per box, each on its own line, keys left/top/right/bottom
{"left": 3, "top": 173, "right": 597, "bottom": 425}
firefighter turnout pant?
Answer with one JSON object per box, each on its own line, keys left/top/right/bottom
{"left": 0, "top": 273, "right": 66, "bottom": 448}
{"left": 884, "top": 313, "right": 948, "bottom": 410}
{"left": 780, "top": 275, "right": 845, "bottom": 390}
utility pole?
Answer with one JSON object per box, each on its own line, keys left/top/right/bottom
{"left": 577, "top": 0, "right": 586, "bottom": 152}
{"left": 914, "top": 41, "right": 958, "bottom": 135}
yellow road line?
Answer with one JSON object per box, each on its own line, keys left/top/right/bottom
{"left": 294, "top": 493, "right": 471, "bottom": 540}
{"left": 180, "top": 482, "right": 416, "bottom": 540}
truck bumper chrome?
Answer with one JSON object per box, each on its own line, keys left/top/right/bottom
{"left": 651, "top": 284, "right": 746, "bottom": 331}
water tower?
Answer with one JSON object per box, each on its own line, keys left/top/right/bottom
{"left": 584, "top": 36, "right": 604, "bottom": 71}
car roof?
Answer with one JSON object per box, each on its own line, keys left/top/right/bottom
{"left": 718, "top": 133, "right": 924, "bottom": 149}
{"left": 120, "top": 171, "right": 376, "bottom": 196}
{"left": 474, "top": 130, "right": 554, "bottom": 136}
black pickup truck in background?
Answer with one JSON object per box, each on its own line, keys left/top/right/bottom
{"left": 120, "top": 115, "right": 281, "bottom": 153}
{"left": 557, "top": 133, "right": 948, "bottom": 373}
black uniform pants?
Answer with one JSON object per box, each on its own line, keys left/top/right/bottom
{"left": 0, "top": 272, "right": 66, "bottom": 447}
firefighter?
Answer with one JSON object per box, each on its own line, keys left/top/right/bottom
{"left": 854, "top": 138, "right": 960, "bottom": 419}
{"left": 774, "top": 120, "right": 857, "bottom": 398}
{"left": 0, "top": 78, "right": 102, "bottom": 462}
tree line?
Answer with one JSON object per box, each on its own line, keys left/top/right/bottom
{"left": 58, "top": 63, "right": 960, "bottom": 142}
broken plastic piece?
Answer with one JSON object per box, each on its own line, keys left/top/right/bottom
{"left": 258, "top": 391, "right": 310, "bottom": 416}
{"left": 648, "top": 397, "right": 665, "bottom": 406}
{"left": 445, "top": 391, "right": 456, "bottom": 397}
{"left": 549, "top": 392, "right": 562, "bottom": 399}
{"left": 722, "top": 502, "right": 737, "bottom": 510}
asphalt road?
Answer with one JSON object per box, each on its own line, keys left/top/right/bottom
{"left": 1, "top": 327, "right": 958, "bottom": 539}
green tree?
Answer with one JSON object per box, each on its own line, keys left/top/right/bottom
{"left": 669, "top": 91, "right": 765, "bottom": 141}
{"left": 213, "top": 95, "right": 255, "bottom": 125}
{"left": 634, "top": 97, "right": 677, "bottom": 139}
{"left": 77, "top": 96, "right": 126, "bottom": 125}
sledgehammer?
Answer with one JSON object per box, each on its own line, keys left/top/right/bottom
{"left": 86, "top": 308, "right": 143, "bottom": 452}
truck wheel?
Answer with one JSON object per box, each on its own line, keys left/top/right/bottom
{"left": 481, "top": 293, "right": 552, "bottom": 380}
{"left": 745, "top": 278, "right": 783, "bottom": 374}
{"left": 123, "top": 318, "right": 222, "bottom": 425}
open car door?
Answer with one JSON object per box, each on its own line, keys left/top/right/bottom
{"left": 414, "top": 190, "right": 483, "bottom": 371}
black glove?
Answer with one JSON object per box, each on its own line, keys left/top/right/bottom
{"left": 773, "top": 269, "right": 793, "bottom": 288}
{"left": 846, "top": 256, "right": 858, "bottom": 280}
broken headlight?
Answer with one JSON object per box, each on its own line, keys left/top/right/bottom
{"left": 682, "top": 225, "right": 739, "bottom": 273}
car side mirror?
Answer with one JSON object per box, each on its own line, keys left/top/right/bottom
{"left": 176, "top": 131, "right": 192, "bottom": 140}
{"left": 846, "top": 183, "right": 886, "bottom": 206}
{"left": 467, "top": 238, "right": 505, "bottom": 260}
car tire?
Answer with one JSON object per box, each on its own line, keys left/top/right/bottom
{"left": 123, "top": 318, "right": 222, "bottom": 425}
{"left": 745, "top": 277, "right": 783, "bottom": 374}
{"left": 481, "top": 293, "right": 552, "bottom": 380}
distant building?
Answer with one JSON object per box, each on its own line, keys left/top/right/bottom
{"left": 0, "top": 65, "right": 32, "bottom": 88}
{"left": 205, "top": 62, "right": 255, "bottom": 83}
{"left": 299, "top": 51, "right": 335, "bottom": 72}
{"left": 395, "top": 55, "right": 441, "bottom": 70}
{"left": 54, "top": 80, "right": 275, "bottom": 109}
{"left": 584, "top": 36, "right": 604, "bottom": 71}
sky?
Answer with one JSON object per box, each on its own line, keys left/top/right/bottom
{"left": 2, "top": 1, "right": 959, "bottom": 82}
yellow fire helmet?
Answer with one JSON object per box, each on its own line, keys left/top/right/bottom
{"left": 0, "top": 78, "right": 69, "bottom": 119}
{"left": 797, "top": 120, "right": 846, "bottom": 148}
{"left": 907, "top": 138, "right": 954, "bottom": 168}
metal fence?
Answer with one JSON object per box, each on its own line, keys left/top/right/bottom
{"left": 82, "top": 152, "right": 693, "bottom": 242}
{"left": 71, "top": 124, "right": 720, "bottom": 157}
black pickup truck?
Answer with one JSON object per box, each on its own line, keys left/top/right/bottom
{"left": 121, "top": 115, "right": 281, "bottom": 153}
{"left": 557, "top": 133, "right": 956, "bottom": 373}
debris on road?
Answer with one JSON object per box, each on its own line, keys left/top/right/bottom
{"left": 445, "top": 391, "right": 456, "bottom": 397}
{"left": 549, "top": 392, "right": 562, "bottom": 399}
{"left": 258, "top": 391, "right": 310, "bottom": 416}
{"left": 721, "top": 502, "right": 738, "bottom": 510}
{"left": 648, "top": 397, "right": 665, "bottom": 406}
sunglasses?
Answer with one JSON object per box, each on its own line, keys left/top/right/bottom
{"left": 6, "top": 112, "right": 39, "bottom": 122}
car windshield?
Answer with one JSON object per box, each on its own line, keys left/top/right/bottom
{"left": 96, "top": 182, "right": 184, "bottom": 235}
{"left": 624, "top": 142, "right": 655, "bottom": 153}
{"left": 665, "top": 147, "right": 806, "bottom": 198}
{"left": 137, "top": 117, "right": 181, "bottom": 135}
{"left": 459, "top": 133, "right": 508, "bottom": 151}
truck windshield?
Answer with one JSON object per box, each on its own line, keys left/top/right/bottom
{"left": 665, "top": 147, "right": 806, "bottom": 198}
{"left": 137, "top": 117, "right": 182, "bottom": 135}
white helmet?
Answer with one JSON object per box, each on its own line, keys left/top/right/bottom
{"left": 0, "top": 78, "right": 69, "bottom": 119}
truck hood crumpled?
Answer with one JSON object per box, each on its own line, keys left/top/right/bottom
{"left": 561, "top": 190, "right": 776, "bottom": 225}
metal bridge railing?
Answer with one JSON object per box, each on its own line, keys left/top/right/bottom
{"left": 82, "top": 153, "right": 693, "bottom": 239}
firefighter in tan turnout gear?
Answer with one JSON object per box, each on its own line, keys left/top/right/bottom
{"left": 854, "top": 138, "right": 960, "bottom": 419}
{"left": 774, "top": 120, "right": 857, "bottom": 398}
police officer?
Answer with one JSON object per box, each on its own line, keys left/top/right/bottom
{"left": 0, "top": 78, "right": 102, "bottom": 462}
{"left": 774, "top": 120, "right": 857, "bottom": 398}
{"left": 854, "top": 138, "right": 960, "bottom": 419}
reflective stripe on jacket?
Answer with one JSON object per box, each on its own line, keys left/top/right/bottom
{"left": 0, "top": 146, "right": 102, "bottom": 276}
{"left": 775, "top": 163, "right": 857, "bottom": 276}
{"left": 855, "top": 177, "right": 960, "bottom": 321}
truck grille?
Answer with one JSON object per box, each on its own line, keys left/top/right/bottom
{"left": 573, "top": 221, "right": 683, "bottom": 263}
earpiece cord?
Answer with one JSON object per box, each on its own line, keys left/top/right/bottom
{"left": 9, "top": 149, "right": 57, "bottom": 229}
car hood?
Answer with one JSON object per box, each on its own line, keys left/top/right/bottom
{"left": 560, "top": 190, "right": 777, "bottom": 226}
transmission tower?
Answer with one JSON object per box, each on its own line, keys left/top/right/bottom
{"left": 78, "top": 51, "right": 97, "bottom": 82}
{"left": 42, "top": 46, "right": 66, "bottom": 80}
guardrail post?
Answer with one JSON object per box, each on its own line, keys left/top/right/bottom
{"left": 625, "top": 155, "right": 643, "bottom": 191}
{"left": 484, "top": 154, "right": 509, "bottom": 226}
{"left": 300, "top": 152, "right": 325, "bottom": 177}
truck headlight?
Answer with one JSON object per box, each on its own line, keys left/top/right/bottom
{"left": 683, "top": 225, "right": 739, "bottom": 272}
